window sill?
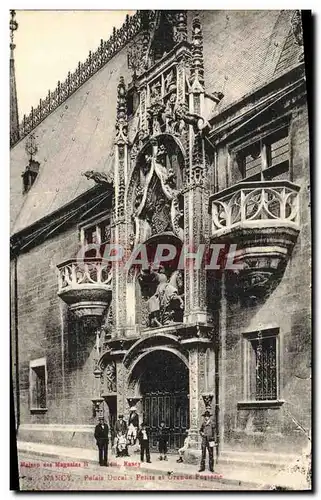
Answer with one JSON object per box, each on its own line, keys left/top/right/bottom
{"left": 30, "top": 408, "right": 48, "bottom": 414}
{"left": 237, "top": 400, "right": 285, "bottom": 410}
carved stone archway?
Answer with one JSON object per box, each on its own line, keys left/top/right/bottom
{"left": 126, "top": 345, "right": 190, "bottom": 452}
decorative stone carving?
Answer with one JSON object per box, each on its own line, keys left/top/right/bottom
{"left": 83, "top": 170, "right": 112, "bottom": 185}
{"left": 202, "top": 393, "right": 214, "bottom": 411}
{"left": 116, "top": 361, "right": 127, "bottom": 416}
{"left": 104, "top": 361, "right": 117, "bottom": 393}
{"left": 130, "top": 140, "right": 140, "bottom": 163}
{"left": 173, "top": 11, "right": 188, "bottom": 43}
{"left": 115, "top": 76, "right": 128, "bottom": 145}
{"left": 92, "top": 365, "right": 104, "bottom": 416}
{"left": 190, "top": 16, "right": 205, "bottom": 90}
{"left": 130, "top": 138, "right": 184, "bottom": 240}
{"left": 127, "top": 397, "right": 141, "bottom": 408}
{"left": 57, "top": 258, "right": 112, "bottom": 319}
{"left": 138, "top": 266, "right": 184, "bottom": 327}
{"left": 172, "top": 101, "right": 188, "bottom": 136}
{"left": 147, "top": 81, "right": 165, "bottom": 136}
{"left": 127, "top": 30, "right": 150, "bottom": 78}
{"left": 210, "top": 180, "right": 301, "bottom": 301}
{"left": 117, "top": 178, "right": 126, "bottom": 219}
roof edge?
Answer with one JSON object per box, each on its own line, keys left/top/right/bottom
{"left": 11, "top": 11, "right": 145, "bottom": 148}
{"left": 10, "top": 183, "right": 113, "bottom": 256}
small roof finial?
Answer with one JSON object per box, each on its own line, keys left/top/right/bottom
{"left": 10, "top": 10, "right": 18, "bottom": 58}
{"left": 10, "top": 10, "right": 19, "bottom": 146}
{"left": 25, "top": 133, "right": 38, "bottom": 162}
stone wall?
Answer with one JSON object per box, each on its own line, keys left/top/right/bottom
{"left": 221, "top": 102, "right": 311, "bottom": 453}
{"left": 14, "top": 227, "right": 99, "bottom": 447}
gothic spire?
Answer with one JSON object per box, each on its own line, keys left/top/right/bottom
{"left": 10, "top": 10, "right": 19, "bottom": 146}
{"left": 190, "top": 15, "right": 204, "bottom": 91}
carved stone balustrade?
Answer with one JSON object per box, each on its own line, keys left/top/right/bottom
{"left": 57, "top": 258, "right": 112, "bottom": 318}
{"left": 209, "top": 180, "right": 301, "bottom": 298}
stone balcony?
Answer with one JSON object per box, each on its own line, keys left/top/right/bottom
{"left": 209, "top": 180, "right": 300, "bottom": 298}
{"left": 57, "top": 258, "right": 112, "bottom": 318}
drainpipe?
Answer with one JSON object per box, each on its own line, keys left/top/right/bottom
{"left": 11, "top": 256, "right": 20, "bottom": 428}
{"left": 218, "top": 270, "right": 227, "bottom": 460}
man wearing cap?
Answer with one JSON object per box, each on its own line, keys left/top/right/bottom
{"left": 198, "top": 410, "right": 216, "bottom": 473}
{"left": 94, "top": 416, "right": 109, "bottom": 466}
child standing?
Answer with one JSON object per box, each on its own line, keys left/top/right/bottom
{"left": 138, "top": 422, "right": 151, "bottom": 463}
{"left": 176, "top": 429, "right": 190, "bottom": 463}
{"left": 158, "top": 421, "right": 169, "bottom": 461}
{"left": 114, "top": 431, "right": 128, "bottom": 457}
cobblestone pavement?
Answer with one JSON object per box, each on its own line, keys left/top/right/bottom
{"left": 16, "top": 452, "right": 251, "bottom": 491}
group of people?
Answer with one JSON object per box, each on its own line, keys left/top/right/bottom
{"left": 94, "top": 409, "right": 216, "bottom": 472}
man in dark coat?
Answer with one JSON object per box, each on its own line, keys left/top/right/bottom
{"left": 94, "top": 417, "right": 109, "bottom": 466}
{"left": 114, "top": 414, "right": 129, "bottom": 457}
{"left": 115, "top": 414, "right": 128, "bottom": 435}
{"left": 137, "top": 422, "right": 151, "bottom": 463}
{"left": 199, "top": 410, "right": 216, "bottom": 472}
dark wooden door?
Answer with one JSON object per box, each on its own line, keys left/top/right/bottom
{"left": 143, "top": 391, "right": 189, "bottom": 452}
{"left": 139, "top": 350, "right": 189, "bottom": 453}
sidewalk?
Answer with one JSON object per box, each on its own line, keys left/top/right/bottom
{"left": 17, "top": 441, "right": 309, "bottom": 490}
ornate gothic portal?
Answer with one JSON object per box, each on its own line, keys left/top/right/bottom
{"left": 105, "top": 13, "right": 218, "bottom": 458}
{"left": 129, "top": 350, "right": 189, "bottom": 452}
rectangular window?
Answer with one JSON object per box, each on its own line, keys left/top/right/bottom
{"left": 243, "top": 329, "right": 279, "bottom": 402}
{"left": 29, "top": 358, "right": 47, "bottom": 411}
{"left": 237, "top": 127, "right": 289, "bottom": 182}
{"left": 80, "top": 217, "right": 111, "bottom": 258}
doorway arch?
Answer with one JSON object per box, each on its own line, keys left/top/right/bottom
{"left": 128, "top": 349, "right": 189, "bottom": 452}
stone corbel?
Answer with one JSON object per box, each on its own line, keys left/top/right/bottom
{"left": 127, "top": 397, "right": 142, "bottom": 409}
{"left": 202, "top": 392, "right": 214, "bottom": 411}
{"left": 92, "top": 364, "right": 104, "bottom": 417}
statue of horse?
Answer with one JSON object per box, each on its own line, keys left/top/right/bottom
{"left": 146, "top": 268, "right": 184, "bottom": 327}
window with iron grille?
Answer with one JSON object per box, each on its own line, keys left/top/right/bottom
{"left": 243, "top": 329, "right": 279, "bottom": 401}
{"left": 237, "top": 126, "right": 289, "bottom": 182}
{"left": 29, "top": 358, "right": 47, "bottom": 411}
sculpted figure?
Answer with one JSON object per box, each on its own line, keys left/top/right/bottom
{"left": 140, "top": 266, "right": 184, "bottom": 327}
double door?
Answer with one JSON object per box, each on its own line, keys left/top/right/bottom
{"left": 143, "top": 391, "right": 189, "bottom": 452}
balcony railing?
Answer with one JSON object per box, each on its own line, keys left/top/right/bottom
{"left": 210, "top": 180, "right": 300, "bottom": 235}
{"left": 57, "top": 258, "right": 112, "bottom": 318}
{"left": 57, "top": 258, "right": 112, "bottom": 293}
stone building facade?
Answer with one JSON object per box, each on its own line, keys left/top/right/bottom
{"left": 10, "top": 10, "right": 311, "bottom": 462}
